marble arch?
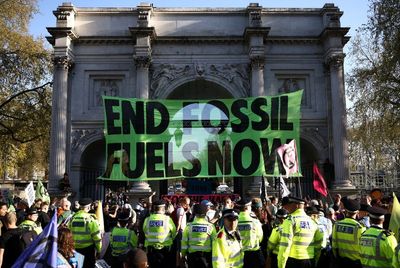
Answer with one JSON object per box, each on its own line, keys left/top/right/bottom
{"left": 47, "top": 2, "right": 353, "bottom": 199}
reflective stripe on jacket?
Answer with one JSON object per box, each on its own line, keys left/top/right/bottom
{"left": 277, "top": 208, "right": 323, "bottom": 268}
{"left": 212, "top": 228, "right": 243, "bottom": 268}
{"left": 332, "top": 217, "right": 365, "bottom": 261}
{"left": 143, "top": 213, "right": 176, "bottom": 248}
{"left": 181, "top": 216, "right": 216, "bottom": 255}
{"left": 110, "top": 227, "right": 138, "bottom": 256}
{"left": 237, "top": 211, "right": 263, "bottom": 251}
{"left": 68, "top": 210, "right": 102, "bottom": 252}
{"left": 360, "top": 226, "right": 398, "bottom": 268}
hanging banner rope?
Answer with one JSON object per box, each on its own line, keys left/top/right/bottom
{"left": 99, "top": 90, "right": 303, "bottom": 181}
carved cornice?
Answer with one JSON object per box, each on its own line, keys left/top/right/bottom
{"left": 74, "top": 37, "right": 134, "bottom": 45}
{"left": 53, "top": 56, "right": 74, "bottom": 70}
{"left": 129, "top": 27, "right": 157, "bottom": 40}
{"left": 266, "top": 37, "right": 321, "bottom": 44}
{"left": 134, "top": 56, "right": 151, "bottom": 68}
{"left": 71, "top": 129, "right": 104, "bottom": 153}
{"left": 319, "top": 27, "right": 350, "bottom": 45}
{"left": 46, "top": 27, "right": 79, "bottom": 46}
{"left": 243, "top": 27, "right": 270, "bottom": 41}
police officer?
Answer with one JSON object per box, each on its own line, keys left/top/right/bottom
{"left": 212, "top": 209, "right": 244, "bottom": 268}
{"left": 19, "top": 207, "right": 42, "bottom": 235}
{"left": 181, "top": 203, "right": 216, "bottom": 268}
{"left": 266, "top": 208, "right": 288, "bottom": 268}
{"left": 359, "top": 206, "right": 397, "bottom": 268}
{"left": 237, "top": 197, "right": 264, "bottom": 268}
{"left": 332, "top": 198, "right": 365, "bottom": 268}
{"left": 306, "top": 206, "right": 329, "bottom": 268}
{"left": 277, "top": 196, "right": 323, "bottom": 268}
{"left": 68, "top": 197, "right": 102, "bottom": 268}
{"left": 393, "top": 244, "right": 400, "bottom": 268}
{"left": 110, "top": 211, "right": 138, "bottom": 268}
{"left": 358, "top": 203, "right": 371, "bottom": 228}
{"left": 143, "top": 199, "right": 176, "bottom": 268}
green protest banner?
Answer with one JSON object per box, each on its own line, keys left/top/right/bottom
{"left": 99, "top": 90, "right": 303, "bottom": 181}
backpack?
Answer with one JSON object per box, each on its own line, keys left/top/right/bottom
{"left": 19, "top": 229, "right": 38, "bottom": 250}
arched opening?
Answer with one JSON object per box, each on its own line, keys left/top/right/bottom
{"left": 80, "top": 139, "right": 126, "bottom": 199}
{"left": 159, "top": 80, "right": 240, "bottom": 195}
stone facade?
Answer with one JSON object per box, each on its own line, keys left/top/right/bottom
{"left": 47, "top": 2, "right": 351, "bottom": 199}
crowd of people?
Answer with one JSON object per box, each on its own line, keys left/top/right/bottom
{"left": 0, "top": 191, "right": 399, "bottom": 268}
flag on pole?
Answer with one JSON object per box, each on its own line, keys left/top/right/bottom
{"left": 35, "top": 179, "right": 50, "bottom": 204}
{"left": 389, "top": 193, "right": 400, "bottom": 242}
{"left": 96, "top": 200, "right": 105, "bottom": 234}
{"left": 260, "top": 176, "right": 268, "bottom": 203}
{"left": 12, "top": 210, "right": 58, "bottom": 267}
{"left": 313, "top": 163, "right": 328, "bottom": 197}
{"left": 276, "top": 139, "right": 299, "bottom": 177}
{"left": 279, "top": 175, "right": 291, "bottom": 198}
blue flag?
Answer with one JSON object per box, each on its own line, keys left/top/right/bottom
{"left": 12, "top": 211, "right": 58, "bottom": 267}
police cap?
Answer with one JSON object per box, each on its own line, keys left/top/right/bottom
{"left": 343, "top": 198, "right": 360, "bottom": 212}
{"left": 193, "top": 203, "right": 207, "bottom": 216}
{"left": 306, "top": 206, "right": 319, "bottom": 215}
{"left": 79, "top": 197, "right": 92, "bottom": 207}
{"left": 276, "top": 208, "right": 289, "bottom": 218}
{"left": 237, "top": 197, "right": 252, "bottom": 207}
{"left": 222, "top": 209, "right": 239, "bottom": 220}
{"left": 27, "top": 207, "right": 38, "bottom": 215}
{"left": 367, "top": 206, "right": 386, "bottom": 219}
{"left": 152, "top": 199, "right": 166, "bottom": 208}
{"left": 118, "top": 211, "right": 131, "bottom": 221}
{"left": 282, "top": 196, "right": 305, "bottom": 205}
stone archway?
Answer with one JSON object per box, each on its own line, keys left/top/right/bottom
{"left": 79, "top": 139, "right": 127, "bottom": 200}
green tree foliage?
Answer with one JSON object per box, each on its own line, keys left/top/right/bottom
{"left": 347, "top": 0, "right": 400, "bottom": 170}
{"left": 0, "top": 0, "right": 52, "bottom": 179}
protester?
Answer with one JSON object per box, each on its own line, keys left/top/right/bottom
{"left": 38, "top": 201, "right": 50, "bottom": 228}
{"left": 0, "top": 201, "right": 8, "bottom": 235}
{"left": 0, "top": 212, "right": 26, "bottom": 268}
{"left": 123, "top": 248, "right": 148, "bottom": 268}
{"left": 57, "top": 227, "right": 79, "bottom": 268}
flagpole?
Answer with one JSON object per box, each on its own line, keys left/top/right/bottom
{"left": 297, "top": 176, "right": 303, "bottom": 199}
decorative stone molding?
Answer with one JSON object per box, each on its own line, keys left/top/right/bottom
{"left": 134, "top": 56, "right": 151, "bottom": 68}
{"left": 250, "top": 56, "right": 265, "bottom": 69}
{"left": 150, "top": 63, "right": 250, "bottom": 98}
{"left": 326, "top": 54, "right": 345, "bottom": 70}
{"left": 249, "top": 11, "right": 262, "bottom": 27}
{"left": 301, "top": 127, "right": 328, "bottom": 151}
{"left": 209, "top": 64, "right": 250, "bottom": 92}
{"left": 71, "top": 129, "right": 104, "bottom": 153}
{"left": 53, "top": 56, "right": 74, "bottom": 70}
{"left": 91, "top": 79, "right": 121, "bottom": 107}
{"left": 53, "top": 10, "right": 71, "bottom": 21}
{"left": 150, "top": 64, "right": 191, "bottom": 96}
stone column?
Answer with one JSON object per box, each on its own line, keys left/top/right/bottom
{"left": 128, "top": 4, "right": 155, "bottom": 195}
{"left": 244, "top": 3, "right": 270, "bottom": 197}
{"left": 129, "top": 56, "right": 152, "bottom": 193}
{"left": 327, "top": 54, "right": 353, "bottom": 188}
{"left": 48, "top": 56, "right": 72, "bottom": 193}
